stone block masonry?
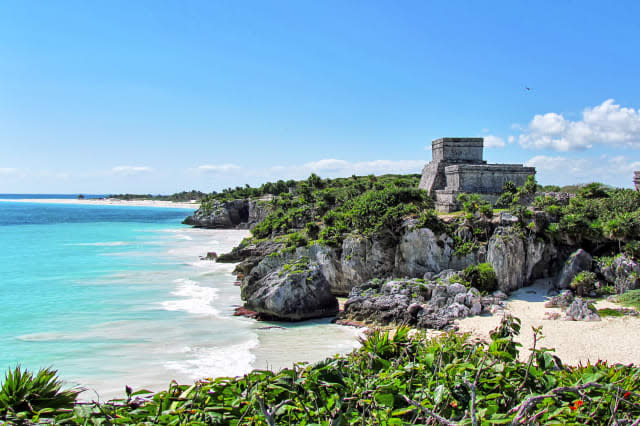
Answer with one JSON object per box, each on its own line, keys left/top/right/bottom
{"left": 419, "top": 137, "right": 536, "bottom": 212}
{"left": 635, "top": 171, "right": 640, "bottom": 191}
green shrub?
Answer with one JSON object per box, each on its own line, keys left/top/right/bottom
{"left": 462, "top": 263, "right": 498, "bottom": 293}
{"left": 11, "top": 316, "right": 640, "bottom": 424}
{"left": 595, "top": 284, "right": 617, "bottom": 297}
{"left": 457, "top": 193, "right": 492, "bottom": 218}
{"left": 0, "top": 366, "right": 82, "bottom": 422}
{"left": 305, "top": 222, "right": 320, "bottom": 240}
{"left": 570, "top": 271, "right": 597, "bottom": 296}
{"left": 285, "top": 232, "right": 308, "bottom": 248}
{"left": 415, "top": 209, "right": 446, "bottom": 233}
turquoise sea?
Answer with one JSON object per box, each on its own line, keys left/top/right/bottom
{"left": 0, "top": 200, "right": 360, "bottom": 399}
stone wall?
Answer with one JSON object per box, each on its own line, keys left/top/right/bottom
{"left": 431, "top": 138, "right": 484, "bottom": 163}
{"left": 443, "top": 164, "right": 536, "bottom": 194}
{"left": 419, "top": 136, "right": 536, "bottom": 212}
{"left": 635, "top": 171, "right": 640, "bottom": 191}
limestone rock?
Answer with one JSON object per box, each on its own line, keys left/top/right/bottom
{"left": 544, "top": 290, "right": 574, "bottom": 308}
{"left": 307, "top": 244, "right": 347, "bottom": 295}
{"left": 598, "top": 254, "right": 640, "bottom": 294}
{"left": 394, "top": 228, "right": 453, "bottom": 277}
{"left": 499, "top": 212, "right": 519, "bottom": 225}
{"left": 183, "top": 199, "right": 272, "bottom": 229}
{"left": 340, "top": 235, "right": 395, "bottom": 287}
{"left": 242, "top": 263, "right": 338, "bottom": 320}
{"left": 565, "top": 298, "right": 600, "bottom": 321}
{"left": 338, "top": 279, "right": 495, "bottom": 330}
{"left": 556, "top": 249, "right": 593, "bottom": 290}
{"left": 492, "top": 290, "right": 508, "bottom": 300}
{"left": 525, "top": 235, "right": 558, "bottom": 282}
{"left": 487, "top": 227, "right": 526, "bottom": 292}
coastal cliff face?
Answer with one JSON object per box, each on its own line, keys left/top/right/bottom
{"left": 186, "top": 179, "right": 640, "bottom": 326}
{"left": 183, "top": 199, "right": 272, "bottom": 229}
{"left": 217, "top": 213, "right": 569, "bottom": 323}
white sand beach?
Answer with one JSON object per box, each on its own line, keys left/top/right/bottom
{"left": 0, "top": 198, "right": 200, "bottom": 209}
{"left": 456, "top": 279, "right": 640, "bottom": 366}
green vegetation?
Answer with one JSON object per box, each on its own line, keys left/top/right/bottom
{"left": 108, "top": 190, "right": 208, "bottom": 202}
{"left": 570, "top": 271, "right": 597, "bottom": 296}
{"left": 614, "top": 289, "right": 640, "bottom": 310}
{"left": 244, "top": 173, "right": 432, "bottom": 248}
{"left": 0, "top": 366, "right": 83, "bottom": 423}
{"left": 461, "top": 263, "right": 498, "bottom": 293}
{"left": 6, "top": 316, "right": 640, "bottom": 424}
{"left": 552, "top": 187, "right": 640, "bottom": 249}
{"left": 597, "top": 308, "right": 625, "bottom": 318}
{"left": 457, "top": 193, "right": 493, "bottom": 219}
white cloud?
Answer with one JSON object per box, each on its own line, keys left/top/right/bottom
{"left": 196, "top": 164, "right": 241, "bottom": 173}
{"left": 111, "top": 166, "right": 152, "bottom": 175}
{"left": 0, "top": 168, "right": 18, "bottom": 176}
{"left": 525, "top": 155, "right": 640, "bottom": 187}
{"left": 518, "top": 99, "right": 640, "bottom": 151}
{"left": 507, "top": 135, "right": 515, "bottom": 144}
{"left": 484, "top": 135, "right": 505, "bottom": 148}
{"left": 303, "top": 159, "right": 350, "bottom": 171}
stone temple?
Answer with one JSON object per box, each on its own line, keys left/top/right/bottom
{"left": 635, "top": 171, "right": 640, "bottom": 191}
{"left": 419, "top": 137, "right": 536, "bottom": 212}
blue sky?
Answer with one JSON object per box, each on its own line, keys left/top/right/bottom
{"left": 1, "top": 1, "right": 639, "bottom": 193}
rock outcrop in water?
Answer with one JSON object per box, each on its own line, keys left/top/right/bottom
{"left": 242, "top": 259, "right": 338, "bottom": 320}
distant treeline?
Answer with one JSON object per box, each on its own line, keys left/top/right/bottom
{"left": 108, "top": 177, "right": 611, "bottom": 203}
{"left": 107, "top": 190, "right": 208, "bottom": 202}
{"left": 109, "top": 173, "right": 422, "bottom": 203}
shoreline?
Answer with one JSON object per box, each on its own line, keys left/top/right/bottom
{"left": 0, "top": 198, "right": 200, "bottom": 209}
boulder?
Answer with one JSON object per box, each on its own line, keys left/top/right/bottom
{"left": 556, "top": 249, "right": 593, "bottom": 290}
{"left": 242, "top": 263, "right": 338, "bottom": 320}
{"left": 544, "top": 290, "right": 574, "bottom": 308}
{"left": 564, "top": 298, "right": 600, "bottom": 321}
{"left": 598, "top": 254, "right": 640, "bottom": 294}
{"left": 338, "top": 278, "right": 496, "bottom": 330}
{"left": 499, "top": 212, "right": 519, "bottom": 225}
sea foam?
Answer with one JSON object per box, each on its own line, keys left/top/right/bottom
{"left": 159, "top": 278, "right": 220, "bottom": 316}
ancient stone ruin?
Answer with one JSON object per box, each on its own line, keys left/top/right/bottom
{"left": 634, "top": 171, "right": 640, "bottom": 191}
{"left": 419, "top": 137, "right": 536, "bottom": 212}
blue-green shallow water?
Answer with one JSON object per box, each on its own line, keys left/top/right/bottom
{"left": 0, "top": 201, "right": 360, "bottom": 400}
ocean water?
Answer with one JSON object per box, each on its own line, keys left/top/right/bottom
{"left": 0, "top": 193, "right": 106, "bottom": 199}
{"left": 0, "top": 201, "right": 360, "bottom": 400}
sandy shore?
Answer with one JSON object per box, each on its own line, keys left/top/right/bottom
{"left": 0, "top": 198, "right": 200, "bottom": 209}
{"left": 456, "top": 278, "right": 640, "bottom": 366}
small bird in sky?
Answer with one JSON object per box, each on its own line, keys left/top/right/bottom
{"left": 524, "top": 86, "right": 532, "bottom": 91}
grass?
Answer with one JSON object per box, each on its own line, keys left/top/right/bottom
{"left": 614, "top": 289, "right": 640, "bottom": 310}
{"left": 598, "top": 308, "right": 625, "bottom": 317}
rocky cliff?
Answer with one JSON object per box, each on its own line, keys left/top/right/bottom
{"left": 185, "top": 181, "right": 640, "bottom": 326}
{"left": 215, "top": 211, "right": 573, "bottom": 324}
{"left": 183, "top": 199, "right": 272, "bottom": 229}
